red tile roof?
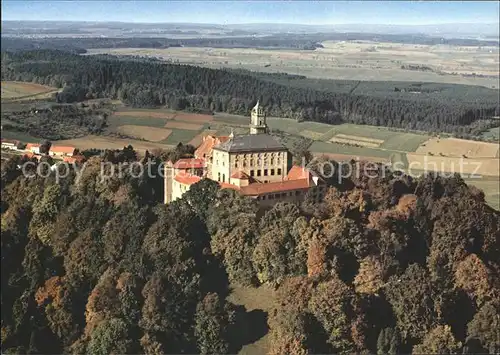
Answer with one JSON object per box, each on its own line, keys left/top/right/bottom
{"left": 24, "top": 152, "right": 42, "bottom": 161}
{"left": 286, "top": 165, "right": 309, "bottom": 180}
{"left": 174, "top": 173, "right": 202, "bottom": 185}
{"left": 194, "top": 135, "right": 230, "bottom": 159}
{"left": 240, "top": 178, "right": 311, "bottom": 196}
{"left": 63, "top": 155, "right": 85, "bottom": 163}
{"left": 26, "top": 143, "right": 40, "bottom": 150}
{"left": 220, "top": 182, "right": 240, "bottom": 190}
{"left": 230, "top": 170, "right": 250, "bottom": 179}
{"left": 50, "top": 146, "right": 75, "bottom": 154}
{"left": 173, "top": 158, "right": 205, "bottom": 169}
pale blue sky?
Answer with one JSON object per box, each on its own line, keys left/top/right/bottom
{"left": 2, "top": 1, "right": 499, "bottom": 25}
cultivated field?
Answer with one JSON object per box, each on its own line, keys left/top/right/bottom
{"left": 1, "top": 81, "right": 59, "bottom": 101}
{"left": 54, "top": 135, "right": 174, "bottom": 152}
{"left": 329, "top": 134, "right": 384, "bottom": 148}
{"left": 416, "top": 137, "right": 499, "bottom": 158}
{"left": 87, "top": 41, "right": 500, "bottom": 88}
{"left": 112, "top": 110, "right": 176, "bottom": 120}
{"left": 116, "top": 125, "right": 172, "bottom": 142}
{"left": 165, "top": 121, "right": 204, "bottom": 130}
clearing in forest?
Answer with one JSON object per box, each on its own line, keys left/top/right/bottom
{"left": 165, "top": 121, "right": 204, "bottom": 130}
{"left": 116, "top": 125, "right": 172, "bottom": 142}
{"left": 1, "top": 81, "right": 58, "bottom": 100}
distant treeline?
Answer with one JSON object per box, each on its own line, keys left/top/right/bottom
{"left": 1, "top": 49, "right": 499, "bottom": 137}
{"left": 1, "top": 31, "right": 498, "bottom": 53}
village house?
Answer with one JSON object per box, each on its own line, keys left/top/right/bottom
{"left": 164, "top": 101, "right": 326, "bottom": 206}
{"left": 26, "top": 143, "right": 41, "bottom": 154}
{"left": 1, "top": 139, "right": 20, "bottom": 150}
{"left": 49, "top": 145, "right": 76, "bottom": 157}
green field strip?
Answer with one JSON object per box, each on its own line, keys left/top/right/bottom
{"left": 319, "top": 127, "right": 338, "bottom": 141}
{"left": 1, "top": 130, "right": 41, "bottom": 142}
{"left": 309, "top": 141, "right": 394, "bottom": 159}
{"left": 162, "top": 129, "right": 200, "bottom": 145}
{"left": 107, "top": 115, "right": 169, "bottom": 128}
{"left": 381, "top": 133, "right": 430, "bottom": 152}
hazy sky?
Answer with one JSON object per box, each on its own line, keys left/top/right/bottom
{"left": 2, "top": 1, "right": 499, "bottom": 25}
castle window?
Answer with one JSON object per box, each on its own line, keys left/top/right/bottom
{"left": 250, "top": 159, "right": 254, "bottom": 167}
{"left": 271, "top": 169, "right": 275, "bottom": 176}
{"left": 295, "top": 191, "right": 301, "bottom": 196}
{"left": 270, "top": 158, "right": 274, "bottom": 165}
{"left": 257, "top": 170, "right": 261, "bottom": 177}
{"left": 274, "top": 194, "right": 280, "bottom": 199}
{"left": 269, "top": 194, "right": 274, "bottom": 200}
{"left": 218, "top": 172, "right": 221, "bottom": 181}
{"left": 262, "top": 195, "right": 266, "bottom": 200}
{"left": 264, "top": 169, "right": 268, "bottom": 176}
{"left": 222, "top": 174, "right": 225, "bottom": 182}
{"left": 277, "top": 168, "right": 282, "bottom": 175}
{"left": 250, "top": 170, "right": 255, "bottom": 177}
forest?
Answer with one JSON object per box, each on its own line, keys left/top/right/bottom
{"left": 1, "top": 145, "right": 499, "bottom": 354}
{"left": 1, "top": 50, "right": 499, "bottom": 138}
{"left": 1, "top": 31, "right": 498, "bottom": 53}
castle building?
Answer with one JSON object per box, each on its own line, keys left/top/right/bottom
{"left": 164, "top": 101, "right": 326, "bottom": 206}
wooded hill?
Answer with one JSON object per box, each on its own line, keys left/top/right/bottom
{"left": 2, "top": 50, "right": 499, "bottom": 137}
{"left": 1, "top": 31, "right": 498, "bottom": 53}
{"left": 1, "top": 146, "right": 499, "bottom": 354}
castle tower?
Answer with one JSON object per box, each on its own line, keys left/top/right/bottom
{"left": 250, "top": 100, "right": 268, "bottom": 135}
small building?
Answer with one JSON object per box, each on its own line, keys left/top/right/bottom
{"left": 1, "top": 139, "right": 19, "bottom": 150}
{"left": 63, "top": 155, "right": 85, "bottom": 164}
{"left": 49, "top": 146, "right": 76, "bottom": 157}
{"left": 26, "top": 143, "right": 41, "bottom": 154}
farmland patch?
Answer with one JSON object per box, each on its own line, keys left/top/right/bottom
{"left": 162, "top": 129, "right": 199, "bottom": 145}
{"left": 174, "top": 112, "right": 214, "bottom": 122}
{"left": 54, "top": 135, "right": 174, "bottom": 152}
{"left": 165, "top": 121, "right": 204, "bottom": 130}
{"left": 299, "top": 130, "right": 325, "bottom": 140}
{"left": 416, "top": 137, "right": 499, "bottom": 158}
{"left": 116, "top": 125, "right": 172, "bottom": 142}
{"left": 1, "top": 81, "right": 58, "bottom": 100}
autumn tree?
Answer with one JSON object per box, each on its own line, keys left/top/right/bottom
{"left": 412, "top": 325, "right": 462, "bottom": 354}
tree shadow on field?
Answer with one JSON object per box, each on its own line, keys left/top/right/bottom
{"left": 229, "top": 306, "right": 269, "bottom": 353}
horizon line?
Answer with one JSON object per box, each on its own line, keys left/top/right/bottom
{"left": 2, "top": 19, "right": 500, "bottom": 26}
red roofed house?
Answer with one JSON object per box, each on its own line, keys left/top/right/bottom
{"left": 49, "top": 146, "right": 76, "bottom": 157}
{"left": 26, "top": 143, "right": 41, "bottom": 154}
{"left": 165, "top": 102, "right": 326, "bottom": 205}
{"left": 63, "top": 155, "right": 85, "bottom": 164}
